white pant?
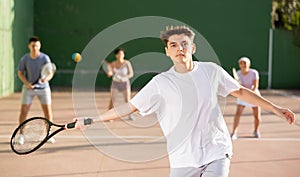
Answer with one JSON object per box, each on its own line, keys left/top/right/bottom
{"left": 170, "top": 157, "right": 230, "bottom": 177}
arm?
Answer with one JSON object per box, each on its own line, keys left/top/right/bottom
{"left": 231, "top": 87, "right": 295, "bottom": 124}
{"left": 18, "top": 71, "right": 33, "bottom": 89}
{"left": 75, "top": 102, "right": 137, "bottom": 128}
{"left": 126, "top": 61, "right": 134, "bottom": 79}
{"left": 252, "top": 79, "right": 259, "bottom": 91}
{"left": 105, "top": 62, "right": 114, "bottom": 78}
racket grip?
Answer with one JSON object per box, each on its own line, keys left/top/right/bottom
{"left": 66, "top": 122, "right": 76, "bottom": 129}
{"left": 84, "top": 118, "right": 93, "bottom": 125}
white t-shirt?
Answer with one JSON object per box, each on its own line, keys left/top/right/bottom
{"left": 130, "top": 62, "right": 240, "bottom": 168}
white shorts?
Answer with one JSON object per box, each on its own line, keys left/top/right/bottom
{"left": 21, "top": 86, "right": 51, "bottom": 105}
{"left": 237, "top": 89, "right": 260, "bottom": 107}
{"left": 236, "top": 98, "right": 256, "bottom": 107}
{"left": 170, "top": 157, "right": 230, "bottom": 177}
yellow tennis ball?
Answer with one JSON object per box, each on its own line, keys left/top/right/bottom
{"left": 72, "top": 53, "right": 82, "bottom": 62}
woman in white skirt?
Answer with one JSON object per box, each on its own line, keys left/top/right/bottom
{"left": 105, "top": 48, "right": 134, "bottom": 120}
{"left": 231, "top": 57, "right": 261, "bottom": 140}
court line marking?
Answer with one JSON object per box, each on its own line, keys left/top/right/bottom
{"left": 270, "top": 90, "right": 300, "bottom": 100}
{"left": 235, "top": 138, "right": 300, "bottom": 141}
{"left": 0, "top": 135, "right": 164, "bottom": 140}
{"left": 1, "top": 135, "right": 300, "bottom": 141}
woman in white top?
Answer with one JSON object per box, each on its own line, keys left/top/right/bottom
{"left": 106, "top": 48, "right": 134, "bottom": 115}
{"left": 231, "top": 57, "right": 261, "bottom": 140}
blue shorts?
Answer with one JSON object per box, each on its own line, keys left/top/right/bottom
{"left": 21, "top": 86, "right": 51, "bottom": 105}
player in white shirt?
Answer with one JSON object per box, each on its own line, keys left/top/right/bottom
{"left": 75, "top": 26, "right": 295, "bottom": 177}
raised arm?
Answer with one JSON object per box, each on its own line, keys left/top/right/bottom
{"left": 231, "top": 87, "right": 295, "bottom": 124}
{"left": 105, "top": 62, "right": 114, "bottom": 78}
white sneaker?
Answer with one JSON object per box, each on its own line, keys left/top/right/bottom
{"left": 16, "top": 134, "right": 24, "bottom": 145}
{"left": 127, "top": 115, "right": 135, "bottom": 121}
{"left": 253, "top": 131, "right": 261, "bottom": 138}
{"left": 231, "top": 133, "right": 238, "bottom": 141}
{"left": 47, "top": 137, "right": 55, "bottom": 144}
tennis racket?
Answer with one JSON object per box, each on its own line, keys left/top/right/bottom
{"left": 10, "top": 117, "right": 92, "bottom": 155}
{"left": 102, "top": 60, "right": 113, "bottom": 77}
{"left": 33, "top": 62, "right": 56, "bottom": 89}
{"left": 232, "top": 67, "right": 240, "bottom": 83}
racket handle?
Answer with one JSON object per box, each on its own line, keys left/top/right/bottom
{"left": 84, "top": 118, "right": 93, "bottom": 125}
{"left": 66, "top": 122, "right": 76, "bottom": 129}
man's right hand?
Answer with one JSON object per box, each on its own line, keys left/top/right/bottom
{"left": 74, "top": 117, "right": 93, "bottom": 130}
{"left": 25, "top": 83, "right": 34, "bottom": 90}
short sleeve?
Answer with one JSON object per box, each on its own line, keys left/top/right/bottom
{"left": 18, "top": 56, "right": 26, "bottom": 72}
{"left": 129, "top": 77, "right": 160, "bottom": 116}
{"left": 253, "top": 69, "right": 259, "bottom": 80}
{"left": 216, "top": 65, "right": 241, "bottom": 97}
{"left": 44, "top": 54, "right": 51, "bottom": 64}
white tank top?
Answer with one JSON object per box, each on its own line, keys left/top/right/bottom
{"left": 112, "top": 62, "right": 129, "bottom": 82}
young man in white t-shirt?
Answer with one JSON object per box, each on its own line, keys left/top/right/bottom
{"left": 76, "top": 26, "right": 295, "bottom": 177}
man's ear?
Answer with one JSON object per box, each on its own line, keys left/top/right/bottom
{"left": 192, "top": 43, "right": 196, "bottom": 54}
{"left": 165, "top": 47, "right": 169, "bottom": 57}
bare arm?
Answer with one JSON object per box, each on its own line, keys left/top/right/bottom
{"left": 18, "top": 71, "right": 33, "bottom": 89}
{"left": 231, "top": 87, "right": 295, "bottom": 124}
{"left": 126, "top": 61, "right": 134, "bottom": 79}
{"left": 75, "top": 102, "right": 137, "bottom": 128}
{"left": 105, "top": 62, "right": 114, "bottom": 78}
{"left": 252, "top": 79, "right": 259, "bottom": 91}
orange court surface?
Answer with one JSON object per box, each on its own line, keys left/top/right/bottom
{"left": 0, "top": 90, "right": 300, "bottom": 177}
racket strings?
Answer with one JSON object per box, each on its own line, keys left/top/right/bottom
{"left": 13, "top": 119, "right": 49, "bottom": 153}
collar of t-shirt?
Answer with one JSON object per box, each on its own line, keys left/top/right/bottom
{"left": 170, "top": 62, "right": 198, "bottom": 77}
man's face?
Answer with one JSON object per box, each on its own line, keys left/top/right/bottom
{"left": 165, "top": 34, "right": 195, "bottom": 63}
{"left": 28, "top": 41, "right": 41, "bottom": 53}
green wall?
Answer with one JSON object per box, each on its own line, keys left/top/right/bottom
{"left": 33, "top": 0, "right": 272, "bottom": 89}
{"left": 0, "top": 0, "right": 14, "bottom": 97}
{"left": 0, "top": 0, "right": 34, "bottom": 97}
{"left": 12, "top": 0, "right": 34, "bottom": 91}
{"left": 1, "top": 0, "right": 299, "bottom": 95}
{"left": 272, "top": 29, "right": 300, "bottom": 88}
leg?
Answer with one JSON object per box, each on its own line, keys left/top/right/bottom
{"left": 41, "top": 104, "right": 53, "bottom": 121}
{"left": 19, "top": 86, "right": 34, "bottom": 124}
{"left": 232, "top": 105, "right": 245, "bottom": 135}
{"left": 37, "top": 88, "right": 52, "bottom": 121}
{"left": 122, "top": 86, "right": 134, "bottom": 120}
{"left": 19, "top": 104, "right": 31, "bottom": 125}
{"left": 17, "top": 104, "right": 31, "bottom": 144}
{"left": 202, "top": 158, "right": 230, "bottom": 177}
{"left": 108, "top": 98, "right": 113, "bottom": 110}
{"left": 252, "top": 107, "right": 261, "bottom": 138}
{"left": 17, "top": 86, "right": 34, "bottom": 143}
{"left": 111, "top": 88, "right": 119, "bottom": 107}
{"left": 38, "top": 88, "right": 55, "bottom": 143}
{"left": 123, "top": 87, "right": 131, "bottom": 103}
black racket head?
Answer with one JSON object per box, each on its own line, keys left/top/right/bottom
{"left": 10, "top": 117, "right": 50, "bottom": 155}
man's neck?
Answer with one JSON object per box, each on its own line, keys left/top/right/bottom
{"left": 173, "top": 59, "right": 194, "bottom": 73}
{"left": 30, "top": 52, "right": 40, "bottom": 59}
